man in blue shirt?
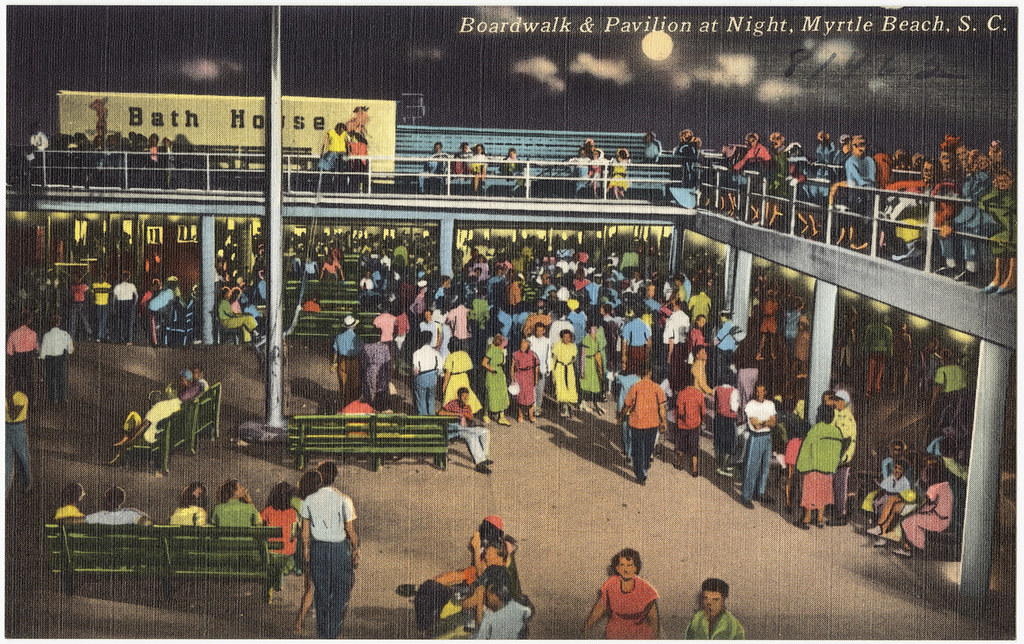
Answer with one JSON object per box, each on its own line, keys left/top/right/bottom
{"left": 333, "top": 315, "right": 364, "bottom": 407}
{"left": 619, "top": 307, "right": 652, "bottom": 375}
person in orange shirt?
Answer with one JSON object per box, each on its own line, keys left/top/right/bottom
{"left": 618, "top": 366, "right": 667, "bottom": 485}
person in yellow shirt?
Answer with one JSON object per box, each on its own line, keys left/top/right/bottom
{"left": 54, "top": 482, "right": 85, "bottom": 522}
{"left": 318, "top": 122, "right": 348, "bottom": 192}
{"left": 6, "top": 387, "right": 31, "bottom": 491}
{"left": 91, "top": 271, "right": 113, "bottom": 342}
{"left": 828, "top": 389, "right": 857, "bottom": 526}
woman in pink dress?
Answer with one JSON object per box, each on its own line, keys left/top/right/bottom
{"left": 582, "top": 548, "right": 660, "bottom": 639}
{"left": 511, "top": 338, "right": 539, "bottom": 423}
{"left": 895, "top": 461, "right": 953, "bottom": 557}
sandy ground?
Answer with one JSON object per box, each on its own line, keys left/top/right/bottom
{"left": 4, "top": 340, "right": 1015, "bottom": 639}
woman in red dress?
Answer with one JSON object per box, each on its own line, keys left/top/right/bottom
{"left": 511, "top": 338, "right": 539, "bottom": 423}
{"left": 582, "top": 548, "right": 660, "bottom": 639}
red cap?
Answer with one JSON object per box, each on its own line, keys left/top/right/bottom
{"left": 483, "top": 515, "right": 504, "bottom": 531}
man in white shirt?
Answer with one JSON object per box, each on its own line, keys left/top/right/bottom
{"left": 300, "top": 461, "right": 359, "bottom": 639}
{"left": 39, "top": 314, "right": 73, "bottom": 404}
{"left": 663, "top": 298, "right": 690, "bottom": 387}
{"left": 84, "top": 486, "right": 151, "bottom": 525}
{"left": 526, "top": 323, "right": 553, "bottom": 418}
{"left": 740, "top": 383, "right": 777, "bottom": 508}
{"left": 412, "top": 336, "right": 443, "bottom": 415}
{"left": 112, "top": 271, "right": 139, "bottom": 344}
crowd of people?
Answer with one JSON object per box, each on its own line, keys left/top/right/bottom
{"left": 53, "top": 462, "right": 358, "bottom": 638}
{"left": 696, "top": 129, "right": 1015, "bottom": 293}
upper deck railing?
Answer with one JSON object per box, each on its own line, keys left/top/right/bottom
{"left": 10, "top": 147, "right": 1007, "bottom": 286}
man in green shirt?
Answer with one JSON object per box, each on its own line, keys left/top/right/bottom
{"left": 685, "top": 577, "right": 744, "bottom": 639}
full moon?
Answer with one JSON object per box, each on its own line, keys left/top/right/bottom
{"left": 641, "top": 31, "right": 673, "bottom": 60}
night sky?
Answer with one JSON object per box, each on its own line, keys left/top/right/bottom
{"left": 7, "top": 5, "right": 1018, "bottom": 162}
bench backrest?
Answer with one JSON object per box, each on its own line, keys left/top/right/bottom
{"left": 288, "top": 414, "right": 449, "bottom": 453}
{"left": 193, "top": 383, "right": 221, "bottom": 441}
{"left": 44, "top": 523, "right": 283, "bottom": 575}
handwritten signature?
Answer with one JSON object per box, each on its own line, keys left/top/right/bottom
{"left": 784, "top": 48, "right": 965, "bottom": 80}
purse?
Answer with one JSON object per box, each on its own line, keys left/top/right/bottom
{"left": 507, "top": 381, "right": 521, "bottom": 396}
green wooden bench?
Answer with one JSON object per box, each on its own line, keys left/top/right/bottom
{"left": 287, "top": 414, "right": 449, "bottom": 471}
{"left": 45, "top": 523, "right": 289, "bottom": 602}
{"left": 288, "top": 310, "right": 380, "bottom": 340}
{"left": 121, "top": 384, "right": 222, "bottom": 473}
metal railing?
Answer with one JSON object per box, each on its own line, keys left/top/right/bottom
{"left": 694, "top": 161, "right": 1007, "bottom": 277}
{"left": 8, "top": 147, "right": 680, "bottom": 202}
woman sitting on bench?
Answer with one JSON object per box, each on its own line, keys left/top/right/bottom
{"left": 891, "top": 459, "right": 953, "bottom": 557}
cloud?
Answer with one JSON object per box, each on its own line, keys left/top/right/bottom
{"left": 568, "top": 53, "right": 633, "bottom": 85}
{"left": 512, "top": 56, "right": 565, "bottom": 92}
{"left": 813, "top": 39, "right": 857, "bottom": 66}
{"left": 477, "top": 6, "right": 519, "bottom": 22}
{"left": 757, "top": 80, "right": 803, "bottom": 103}
{"left": 693, "top": 54, "right": 756, "bottom": 86}
{"left": 669, "top": 71, "right": 691, "bottom": 91}
{"left": 868, "top": 78, "right": 890, "bottom": 93}
{"left": 178, "top": 58, "right": 242, "bottom": 81}
{"left": 411, "top": 46, "right": 443, "bottom": 61}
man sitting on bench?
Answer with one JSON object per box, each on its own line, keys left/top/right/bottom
{"left": 84, "top": 485, "right": 152, "bottom": 525}
{"left": 439, "top": 387, "right": 494, "bottom": 475}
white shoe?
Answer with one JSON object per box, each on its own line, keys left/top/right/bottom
{"left": 873, "top": 538, "right": 888, "bottom": 547}
{"left": 866, "top": 526, "right": 882, "bottom": 536}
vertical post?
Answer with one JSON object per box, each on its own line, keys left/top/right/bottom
{"left": 668, "top": 225, "right": 680, "bottom": 273}
{"left": 265, "top": 6, "right": 285, "bottom": 430}
{"left": 525, "top": 161, "right": 531, "bottom": 199}
{"left": 722, "top": 245, "right": 734, "bottom": 312}
{"left": 285, "top": 155, "right": 291, "bottom": 193}
{"left": 826, "top": 203, "right": 834, "bottom": 245}
{"left": 805, "top": 280, "right": 838, "bottom": 411}
{"left": 731, "top": 250, "right": 753, "bottom": 332}
{"left": 870, "top": 192, "right": 881, "bottom": 257}
{"left": 439, "top": 215, "right": 455, "bottom": 277}
{"left": 714, "top": 167, "right": 722, "bottom": 213}
{"left": 123, "top": 152, "right": 129, "bottom": 190}
{"left": 743, "top": 174, "right": 753, "bottom": 223}
{"left": 924, "top": 198, "right": 937, "bottom": 274}
{"left": 200, "top": 215, "right": 216, "bottom": 345}
{"left": 789, "top": 181, "right": 798, "bottom": 236}
{"left": 366, "top": 159, "right": 372, "bottom": 194}
{"left": 958, "top": 341, "right": 1012, "bottom": 602}
{"left": 41, "top": 150, "right": 47, "bottom": 188}
{"left": 445, "top": 160, "right": 452, "bottom": 196}
{"left": 206, "top": 154, "right": 212, "bottom": 192}
{"left": 760, "top": 177, "right": 768, "bottom": 227}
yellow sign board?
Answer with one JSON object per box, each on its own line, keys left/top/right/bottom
{"left": 57, "top": 90, "right": 396, "bottom": 172}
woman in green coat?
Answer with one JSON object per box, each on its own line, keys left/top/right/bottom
{"left": 482, "top": 333, "right": 511, "bottom": 425}
{"left": 795, "top": 419, "right": 844, "bottom": 528}
{"left": 580, "top": 325, "right": 606, "bottom": 414}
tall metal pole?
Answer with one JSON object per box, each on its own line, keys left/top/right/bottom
{"left": 265, "top": 6, "right": 285, "bottom": 429}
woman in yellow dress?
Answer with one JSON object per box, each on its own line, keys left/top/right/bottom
{"left": 608, "top": 148, "right": 630, "bottom": 199}
{"left": 551, "top": 329, "right": 579, "bottom": 417}
{"left": 442, "top": 348, "right": 483, "bottom": 414}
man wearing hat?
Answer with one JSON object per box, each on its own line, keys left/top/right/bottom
{"left": 333, "top": 315, "right": 364, "bottom": 407}
{"left": 566, "top": 299, "right": 587, "bottom": 347}
{"left": 710, "top": 310, "right": 742, "bottom": 385}
{"left": 828, "top": 389, "right": 857, "bottom": 526}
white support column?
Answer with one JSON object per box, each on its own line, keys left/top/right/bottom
{"left": 806, "top": 280, "right": 838, "bottom": 412}
{"left": 731, "top": 249, "right": 753, "bottom": 331}
{"left": 199, "top": 214, "right": 217, "bottom": 345}
{"left": 959, "top": 341, "right": 1012, "bottom": 601}
{"left": 668, "top": 225, "right": 680, "bottom": 273}
{"left": 439, "top": 215, "right": 455, "bottom": 277}
{"left": 264, "top": 6, "right": 285, "bottom": 430}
